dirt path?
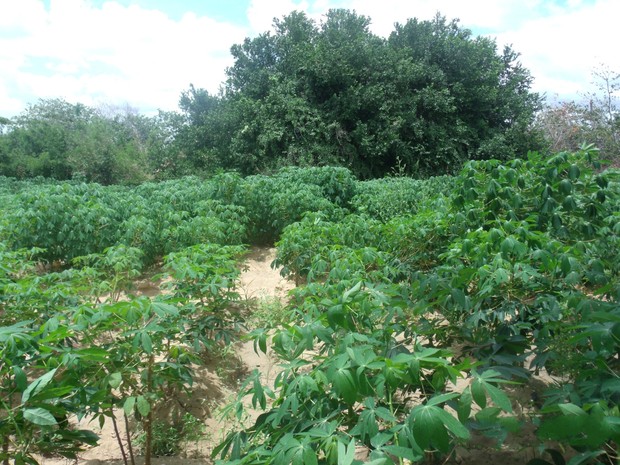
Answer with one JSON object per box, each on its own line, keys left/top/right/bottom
{"left": 40, "top": 246, "right": 293, "bottom": 465}
{"left": 238, "top": 246, "right": 294, "bottom": 301}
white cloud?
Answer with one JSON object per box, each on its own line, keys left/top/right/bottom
{"left": 0, "top": 0, "right": 247, "bottom": 117}
{"left": 491, "top": 0, "right": 620, "bottom": 101}
{"left": 318, "top": 0, "right": 542, "bottom": 36}
{"left": 0, "top": 0, "right": 618, "bottom": 118}
{"left": 247, "top": 0, "right": 310, "bottom": 33}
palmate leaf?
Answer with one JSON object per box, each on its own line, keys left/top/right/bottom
{"left": 470, "top": 370, "right": 514, "bottom": 413}
{"left": 350, "top": 407, "right": 379, "bottom": 442}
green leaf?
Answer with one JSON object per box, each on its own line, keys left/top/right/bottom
{"left": 450, "top": 288, "right": 469, "bottom": 310}
{"left": 75, "top": 347, "right": 110, "bottom": 362}
{"left": 342, "top": 281, "right": 362, "bottom": 303}
{"left": 561, "top": 255, "right": 572, "bottom": 275}
{"left": 13, "top": 366, "right": 27, "bottom": 392}
{"left": 123, "top": 397, "right": 136, "bottom": 416}
{"left": 485, "top": 381, "right": 513, "bottom": 412}
{"left": 559, "top": 179, "right": 572, "bottom": 195}
{"left": 558, "top": 403, "right": 586, "bottom": 416}
{"left": 22, "top": 368, "right": 58, "bottom": 403}
{"left": 302, "top": 445, "right": 318, "bottom": 465}
{"left": 152, "top": 301, "right": 179, "bottom": 317}
{"left": 136, "top": 395, "right": 150, "bottom": 416}
{"left": 471, "top": 380, "right": 487, "bottom": 409}
{"left": 434, "top": 407, "right": 470, "bottom": 440}
{"left": 370, "top": 432, "right": 392, "bottom": 448}
{"left": 108, "top": 372, "right": 122, "bottom": 389}
{"left": 538, "top": 414, "right": 586, "bottom": 440}
{"left": 327, "top": 305, "right": 346, "bottom": 330}
{"left": 23, "top": 407, "right": 58, "bottom": 426}
{"left": 381, "top": 445, "right": 420, "bottom": 461}
{"left": 426, "top": 392, "right": 461, "bottom": 407}
{"left": 337, "top": 439, "right": 356, "bottom": 465}
{"left": 258, "top": 332, "right": 267, "bottom": 354}
{"left": 332, "top": 369, "right": 358, "bottom": 405}
{"left": 568, "top": 164, "right": 580, "bottom": 180}
{"left": 566, "top": 451, "right": 604, "bottom": 465}
{"left": 457, "top": 387, "right": 472, "bottom": 422}
{"left": 410, "top": 405, "right": 450, "bottom": 452}
{"left": 141, "top": 332, "right": 153, "bottom": 354}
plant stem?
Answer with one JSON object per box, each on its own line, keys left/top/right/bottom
{"left": 124, "top": 412, "right": 136, "bottom": 465}
{"left": 2, "top": 434, "right": 9, "bottom": 465}
{"left": 111, "top": 411, "right": 129, "bottom": 465}
{"left": 144, "top": 355, "right": 154, "bottom": 465}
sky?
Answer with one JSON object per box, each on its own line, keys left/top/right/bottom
{"left": 0, "top": 0, "right": 618, "bottom": 118}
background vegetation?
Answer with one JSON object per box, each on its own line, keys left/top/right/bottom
{"left": 1, "top": 147, "right": 619, "bottom": 464}
{"left": 2, "top": 11, "right": 617, "bottom": 184}
{"left": 0, "top": 10, "right": 550, "bottom": 182}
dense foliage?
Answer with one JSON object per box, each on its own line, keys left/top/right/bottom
{"left": 177, "top": 10, "right": 542, "bottom": 178}
{"left": 0, "top": 10, "right": 543, "bottom": 182}
{"left": 1, "top": 148, "right": 618, "bottom": 464}
{"left": 223, "top": 147, "right": 620, "bottom": 465}
{"left": 0, "top": 99, "right": 160, "bottom": 184}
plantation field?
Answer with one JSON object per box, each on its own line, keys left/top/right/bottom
{"left": 1, "top": 147, "right": 619, "bottom": 465}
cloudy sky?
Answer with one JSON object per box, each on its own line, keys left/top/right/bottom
{"left": 1, "top": 0, "right": 618, "bottom": 118}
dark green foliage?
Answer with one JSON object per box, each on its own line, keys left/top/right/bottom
{"left": 226, "top": 147, "right": 620, "bottom": 464}
{"left": 351, "top": 175, "right": 454, "bottom": 221}
{"left": 0, "top": 166, "right": 358, "bottom": 262}
{"left": 0, "top": 11, "right": 543, "bottom": 182}
{"left": 175, "top": 10, "right": 541, "bottom": 178}
{"left": 0, "top": 239, "right": 245, "bottom": 465}
{"left": 228, "top": 166, "right": 353, "bottom": 244}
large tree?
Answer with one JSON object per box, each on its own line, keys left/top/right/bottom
{"left": 180, "top": 10, "right": 542, "bottom": 177}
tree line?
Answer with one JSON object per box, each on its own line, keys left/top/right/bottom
{"left": 0, "top": 10, "right": 617, "bottom": 184}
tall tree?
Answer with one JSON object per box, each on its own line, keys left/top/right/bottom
{"left": 179, "top": 10, "right": 543, "bottom": 177}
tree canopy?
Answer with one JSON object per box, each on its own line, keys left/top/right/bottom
{"left": 176, "top": 10, "right": 543, "bottom": 177}
{"left": 0, "top": 99, "right": 158, "bottom": 184}
{"left": 0, "top": 9, "right": 545, "bottom": 181}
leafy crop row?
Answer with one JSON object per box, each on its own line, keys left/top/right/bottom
{"left": 223, "top": 146, "right": 620, "bottom": 465}
{"left": 1, "top": 149, "right": 619, "bottom": 464}
{"left": 0, "top": 239, "right": 245, "bottom": 464}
